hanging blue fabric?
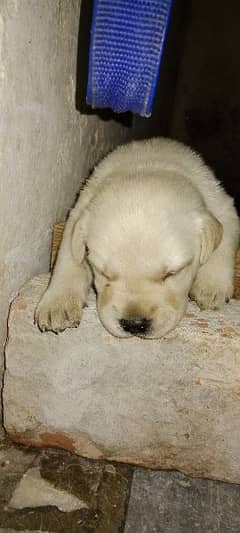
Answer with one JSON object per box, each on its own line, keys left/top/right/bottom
{"left": 86, "top": 0, "right": 173, "bottom": 117}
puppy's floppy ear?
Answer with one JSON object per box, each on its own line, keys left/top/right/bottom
{"left": 71, "top": 210, "right": 89, "bottom": 264}
{"left": 197, "top": 210, "right": 223, "bottom": 265}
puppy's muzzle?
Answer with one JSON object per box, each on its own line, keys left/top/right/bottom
{"left": 119, "top": 317, "right": 151, "bottom": 335}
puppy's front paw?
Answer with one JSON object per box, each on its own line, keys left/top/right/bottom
{"left": 35, "top": 288, "right": 84, "bottom": 333}
{"left": 190, "top": 274, "right": 233, "bottom": 310}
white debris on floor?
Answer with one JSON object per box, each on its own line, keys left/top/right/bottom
{"left": 9, "top": 466, "right": 88, "bottom": 512}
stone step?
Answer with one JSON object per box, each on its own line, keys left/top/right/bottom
{"left": 3, "top": 275, "right": 240, "bottom": 483}
{"left": 124, "top": 470, "right": 240, "bottom": 533}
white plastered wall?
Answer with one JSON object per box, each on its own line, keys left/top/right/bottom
{"left": 0, "top": 0, "right": 131, "bottom": 432}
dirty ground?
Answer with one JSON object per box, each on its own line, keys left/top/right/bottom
{"left": 1, "top": 438, "right": 240, "bottom": 533}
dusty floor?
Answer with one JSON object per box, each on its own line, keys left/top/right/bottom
{"left": 1, "top": 438, "right": 240, "bottom": 533}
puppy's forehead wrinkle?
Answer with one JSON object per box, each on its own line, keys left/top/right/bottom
{"left": 88, "top": 224, "right": 195, "bottom": 278}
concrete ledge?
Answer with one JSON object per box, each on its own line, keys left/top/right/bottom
{"left": 3, "top": 275, "right": 240, "bottom": 483}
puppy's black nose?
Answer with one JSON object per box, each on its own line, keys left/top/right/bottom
{"left": 119, "top": 318, "right": 151, "bottom": 335}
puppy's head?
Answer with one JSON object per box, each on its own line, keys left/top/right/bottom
{"left": 72, "top": 177, "right": 222, "bottom": 338}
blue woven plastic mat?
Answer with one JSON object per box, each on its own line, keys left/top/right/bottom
{"left": 86, "top": 0, "right": 173, "bottom": 117}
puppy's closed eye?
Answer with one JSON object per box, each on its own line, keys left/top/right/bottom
{"left": 151, "top": 271, "right": 176, "bottom": 283}
{"left": 151, "top": 260, "right": 192, "bottom": 283}
{"left": 92, "top": 264, "right": 117, "bottom": 282}
{"left": 101, "top": 271, "right": 114, "bottom": 283}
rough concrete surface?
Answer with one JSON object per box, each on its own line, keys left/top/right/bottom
{"left": 0, "top": 0, "right": 131, "bottom": 433}
{"left": 0, "top": 441, "right": 132, "bottom": 533}
{"left": 3, "top": 274, "right": 240, "bottom": 484}
{"left": 124, "top": 469, "right": 240, "bottom": 533}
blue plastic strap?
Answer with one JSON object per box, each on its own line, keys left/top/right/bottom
{"left": 87, "top": 0, "right": 173, "bottom": 117}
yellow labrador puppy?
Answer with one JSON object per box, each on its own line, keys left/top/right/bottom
{"left": 36, "top": 138, "right": 239, "bottom": 338}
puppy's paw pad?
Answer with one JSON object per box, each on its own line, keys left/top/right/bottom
{"left": 35, "top": 290, "right": 83, "bottom": 333}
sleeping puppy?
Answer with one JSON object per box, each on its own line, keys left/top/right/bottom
{"left": 36, "top": 138, "right": 239, "bottom": 338}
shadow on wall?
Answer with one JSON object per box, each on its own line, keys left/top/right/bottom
{"left": 171, "top": 0, "right": 240, "bottom": 214}
{"left": 185, "top": 102, "right": 240, "bottom": 213}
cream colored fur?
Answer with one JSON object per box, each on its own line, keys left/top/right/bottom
{"left": 36, "top": 138, "right": 240, "bottom": 338}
